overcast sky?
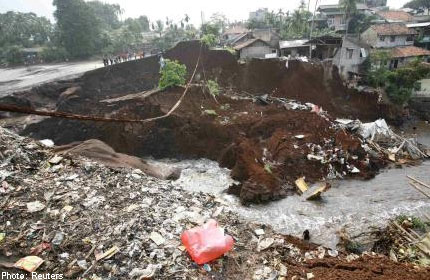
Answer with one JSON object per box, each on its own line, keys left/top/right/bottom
{"left": 0, "top": 0, "right": 410, "bottom": 26}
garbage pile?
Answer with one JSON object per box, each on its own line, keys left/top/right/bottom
{"left": 2, "top": 126, "right": 430, "bottom": 279}
{"left": 335, "top": 119, "right": 429, "bottom": 162}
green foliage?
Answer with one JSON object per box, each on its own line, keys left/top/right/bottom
{"left": 1, "top": 45, "right": 23, "bottom": 64}
{"left": 201, "top": 23, "right": 221, "bottom": 37}
{"left": 87, "top": 1, "right": 122, "bottom": 29}
{"left": 0, "top": 11, "right": 53, "bottom": 48}
{"left": 348, "top": 14, "right": 378, "bottom": 34}
{"left": 158, "top": 59, "right": 187, "bottom": 90}
{"left": 40, "top": 46, "right": 69, "bottom": 62}
{"left": 396, "top": 215, "right": 430, "bottom": 231}
{"left": 53, "top": 0, "right": 102, "bottom": 58}
{"left": 366, "top": 53, "right": 430, "bottom": 105}
{"left": 345, "top": 241, "right": 364, "bottom": 254}
{"left": 201, "top": 34, "right": 217, "bottom": 47}
{"left": 206, "top": 80, "right": 220, "bottom": 97}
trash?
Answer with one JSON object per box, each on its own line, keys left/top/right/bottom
{"left": 203, "top": 263, "right": 211, "bottom": 272}
{"left": 77, "top": 259, "right": 88, "bottom": 270}
{"left": 358, "top": 119, "right": 391, "bottom": 141}
{"left": 27, "top": 201, "right": 46, "bottom": 213}
{"left": 129, "top": 264, "right": 159, "bottom": 279}
{"left": 305, "top": 183, "right": 330, "bottom": 201}
{"left": 49, "top": 155, "right": 63, "bottom": 164}
{"left": 181, "top": 219, "right": 234, "bottom": 264}
{"left": 30, "top": 242, "right": 51, "bottom": 255}
{"left": 295, "top": 177, "right": 308, "bottom": 194}
{"left": 39, "top": 139, "right": 54, "bottom": 147}
{"left": 295, "top": 135, "right": 305, "bottom": 139}
{"left": 52, "top": 231, "right": 65, "bottom": 246}
{"left": 307, "top": 154, "right": 324, "bottom": 161}
{"left": 335, "top": 119, "right": 354, "bottom": 125}
{"left": 255, "top": 229, "right": 265, "bottom": 236}
{"left": 350, "top": 167, "right": 360, "bottom": 174}
{"left": 0, "top": 232, "right": 5, "bottom": 243}
{"left": 307, "top": 272, "right": 315, "bottom": 279}
{"left": 150, "top": 231, "right": 165, "bottom": 246}
{"left": 278, "top": 263, "right": 288, "bottom": 276}
{"left": 257, "top": 237, "right": 275, "bottom": 252}
{"left": 95, "top": 246, "right": 119, "bottom": 261}
{"left": 14, "top": 256, "right": 44, "bottom": 272}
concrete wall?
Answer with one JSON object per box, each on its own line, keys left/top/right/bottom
{"left": 361, "top": 28, "right": 413, "bottom": 48}
{"left": 239, "top": 41, "right": 275, "bottom": 59}
{"left": 389, "top": 56, "right": 430, "bottom": 69}
{"left": 333, "top": 40, "right": 367, "bottom": 78}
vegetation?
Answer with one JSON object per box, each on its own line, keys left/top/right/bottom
{"left": 202, "top": 34, "right": 217, "bottom": 47}
{"left": 206, "top": 80, "right": 220, "bottom": 97}
{"left": 366, "top": 53, "right": 430, "bottom": 105}
{"left": 158, "top": 59, "right": 187, "bottom": 90}
{"left": 396, "top": 215, "right": 430, "bottom": 231}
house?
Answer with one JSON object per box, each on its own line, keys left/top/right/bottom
{"left": 249, "top": 8, "right": 268, "bottom": 22}
{"left": 252, "top": 28, "right": 281, "bottom": 48}
{"left": 279, "top": 40, "right": 310, "bottom": 57}
{"left": 222, "top": 25, "right": 250, "bottom": 41}
{"left": 333, "top": 37, "right": 370, "bottom": 78}
{"left": 317, "top": 3, "right": 370, "bottom": 32}
{"left": 306, "top": 35, "right": 343, "bottom": 60}
{"left": 361, "top": 23, "right": 416, "bottom": 48}
{"left": 376, "top": 10, "right": 414, "bottom": 23}
{"left": 234, "top": 39, "right": 277, "bottom": 60}
{"left": 388, "top": 46, "right": 430, "bottom": 68}
{"left": 407, "top": 22, "right": 430, "bottom": 49}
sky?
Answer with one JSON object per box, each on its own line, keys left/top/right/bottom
{"left": 0, "top": 0, "right": 410, "bottom": 26}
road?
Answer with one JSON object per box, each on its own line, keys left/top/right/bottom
{"left": 0, "top": 60, "right": 103, "bottom": 97}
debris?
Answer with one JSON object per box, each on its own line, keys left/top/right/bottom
{"left": 350, "top": 167, "right": 360, "bottom": 174}
{"left": 14, "top": 256, "right": 44, "bottom": 272}
{"left": 278, "top": 263, "right": 288, "bottom": 276}
{"left": 307, "top": 272, "right": 315, "bottom": 279}
{"left": 150, "top": 231, "right": 165, "bottom": 246}
{"left": 305, "top": 183, "right": 330, "bottom": 201}
{"left": 257, "top": 238, "right": 275, "bottom": 252}
{"left": 295, "top": 177, "right": 308, "bottom": 194}
{"left": 39, "top": 139, "right": 54, "bottom": 147}
{"left": 95, "top": 246, "right": 119, "bottom": 261}
{"left": 27, "top": 201, "right": 46, "bottom": 213}
{"left": 52, "top": 232, "right": 65, "bottom": 246}
{"left": 295, "top": 135, "right": 305, "bottom": 139}
{"left": 203, "top": 263, "right": 211, "bottom": 272}
{"left": 181, "top": 219, "right": 234, "bottom": 264}
{"left": 77, "top": 259, "right": 88, "bottom": 270}
{"left": 49, "top": 155, "right": 63, "bottom": 164}
{"left": 30, "top": 242, "right": 51, "bottom": 255}
{"left": 0, "top": 233, "right": 5, "bottom": 243}
{"left": 255, "top": 229, "right": 265, "bottom": 236}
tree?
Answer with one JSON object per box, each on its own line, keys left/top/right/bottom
{"left": 87, "top": 1, "right": 122, "bottom": 29}
{"left": 53, "top": 0, "right": 102, "bottom": 58}
{"left": 154, "top": 20, "right": 164, "bottom": 37}
{"left": 340, "top": 0, "right": 358, "bottom": 32}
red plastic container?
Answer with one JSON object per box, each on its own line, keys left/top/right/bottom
{"left": 181, "top": 219, "right": 234, "bottom": 264}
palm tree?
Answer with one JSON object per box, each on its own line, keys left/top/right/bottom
{"left": 340, "top": 0, "right": 358, "bottom": 34}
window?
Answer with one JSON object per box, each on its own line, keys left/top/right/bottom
{"left": 346, "top": 48, "right": 354, "bottom": 59}
{"left": 379, "top": 36, "right": 385, "bottom": 42}
{"left": 390, "top": 36, "right": 395, "bottom": 42}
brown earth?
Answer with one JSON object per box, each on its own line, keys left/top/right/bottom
{"left": 0, "top": 41, "right": 395, "bottom": 203}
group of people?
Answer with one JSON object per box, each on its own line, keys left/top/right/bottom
{"left": 102, "top": 51, "right": 145, "bottom": 67}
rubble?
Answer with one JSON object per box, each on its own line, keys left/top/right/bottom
{"left": 2, "top": 126, "right": 429, "bottom": 279}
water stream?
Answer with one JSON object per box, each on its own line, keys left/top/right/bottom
{"left": 147, "top": 122, "right": 430, "bottom": 248}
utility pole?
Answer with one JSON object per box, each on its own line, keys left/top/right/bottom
{"left": 309, "top": 0, "right": 319, "bottom": 58}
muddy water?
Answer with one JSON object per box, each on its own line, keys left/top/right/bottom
{"left": 148, "top": 122, "right": 430, "bottom": 249}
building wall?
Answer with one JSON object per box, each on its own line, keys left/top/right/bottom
{"left": 239, "top": 42, "right": 275, "bottom": 59}
{"left": 333, "top": 40, "right": 368, "bottom": 78}
{"left": 361, "top": 28, "right": 413, "bottom": 48}
{"left": 389, "top": 55, "right": 429, "bottom": 69}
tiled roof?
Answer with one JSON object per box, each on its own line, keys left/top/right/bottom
{"left": 391, "top": 46, "right": 430, "bottom": 58}
{"left": 223, "top": 26, "right": 249, "bottom": 35}
{"left": 234, "top": 39, "right": 270, "bottom": 50}
{"left": 370, "top": 23, "right": 416, "bottom": 35}
{"left": 377, "top": 11, "right": 414, "bottom": 22}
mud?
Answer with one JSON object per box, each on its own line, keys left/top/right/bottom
{"left": 0, "top": 41, "right": 403, "bottom": 204}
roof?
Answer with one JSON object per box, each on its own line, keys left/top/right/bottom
{"left": 377, "top": 11, "right": 414, "bottom": 22}
{"left": 369, "top": 23, "right": 416, "bottom": 35}
{"left": 234, "top": 39, "right": 271, "bottom": 50}
{"left": 318, "top": 3, "right": 368, "bottom": 11}
{"left": 279, "top": 39, "right": 309, "bottom": 49}
{"left": 391, "top": 46, "right": 430, "bottom": 58}
{"left": 345, "top": 37, "right": 371, "bottom": 49}
{"left": 223, "top": 25, "right": 249, "bottom": 35}
{"left": 407, "top": 22, "right": 430, "bottom": 28}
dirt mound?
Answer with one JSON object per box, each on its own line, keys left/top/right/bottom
{"left": 287, "top": 256, "right": 430, "bottom": 280}
{"left": 53, "top": 139, "right": 180, "bottom": 180}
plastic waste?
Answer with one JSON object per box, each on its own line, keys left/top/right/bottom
{"left": 181, "top": 219, "right": 234, "bottom": 264}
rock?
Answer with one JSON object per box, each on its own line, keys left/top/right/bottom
{"left": 150, "top": 232, "right": 165, "bottom": 246}
{"left": 255, "top": 229, "right": 265, "bottom": 236}
{"left": 257, "top": 238, "right": 274, "bottom": 252}
{"left": 307, "top": 272, "right": 314, "bottom": 279}
{"left": 27, "top": 201, "right": 45, "bottom": 213}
